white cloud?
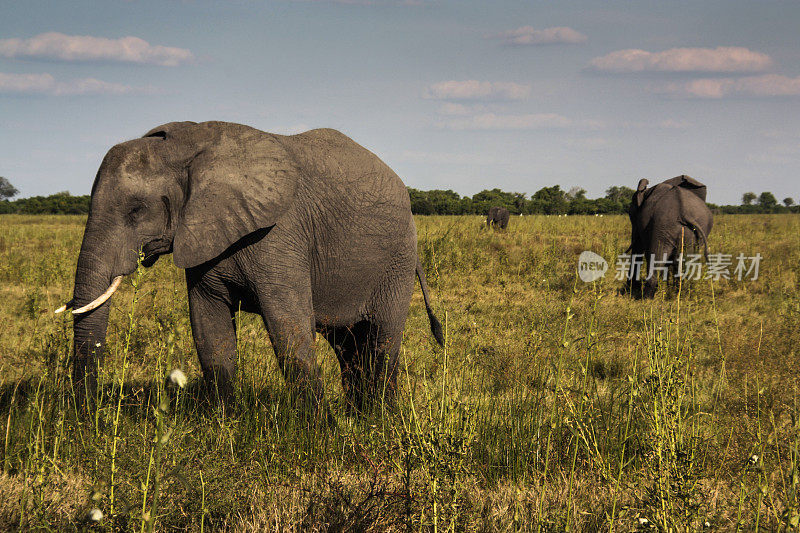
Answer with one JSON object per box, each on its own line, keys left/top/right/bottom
{"left": 0, "top": 72, "right": 153, "bottom": 95}
{"left": 439, "top": 112, "right": 588, "bottom": 131}
{"left": 589, "top": 46, "right": 772, "bottom": 73}
{"left": 496, "top": 26, "right": 587, "bottom": 46}
{"left": 0, "top": 32, "right": 193, "bottom": 66}
{"left": 657, "top": 74, "right": 800, "bottom": 98}
{"left": 438, "top": 103, "right": 471, "bottom": 115}
{"left": 424, "top": 80, "right": 531, "bottom": 101}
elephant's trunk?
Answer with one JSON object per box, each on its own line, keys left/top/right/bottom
{"left": 70, "top": 225, "right": 118, "bottom": 404}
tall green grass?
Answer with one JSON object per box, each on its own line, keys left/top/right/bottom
{"left": 1, "top": 213, "right": 799, "bottom": 530}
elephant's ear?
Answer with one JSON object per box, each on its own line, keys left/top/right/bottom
{"left": 634, "top": 179, "right": 649, "bottom": 208}
{"left": 664, "top": 175, "right": 707, "bottom": 202}
{"left": 172, "top": 133, "right": 300, "bottom": 269}
{"left": 143, "top": 121, "right": 197, "bottom": 139}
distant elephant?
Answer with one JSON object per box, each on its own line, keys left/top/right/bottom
{"left": 626, "top": 175, "right": 713, "bottom": 298}
{"left": 486, "top": 206, "right": 510, "bottom": 229}
{"left": 57, "top": 121, "right": 444, "bottom": 414}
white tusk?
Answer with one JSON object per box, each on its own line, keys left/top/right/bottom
{"left": 55, "top": 299, "right": 74, "bottom": 314}
{"left": 72, "top": 276, "right": 124, "bottom": 315}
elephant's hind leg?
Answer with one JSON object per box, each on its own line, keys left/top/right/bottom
{"left": 365, "top": 279, "right": 414, "bottom": 411}
{"left": 323, "top": 323, "right": 369, "bottom": 415}
{"left": 368, "top": 324, "right": 404, "bottom": 410}
{"left": 359, "top": 321, "right": 405, "bottom": 412}
{"left": 323, "top": 319, "right": 403, "bottom": 416}
{"left": 256, "top": 282, "right": 326, "bottom": 415}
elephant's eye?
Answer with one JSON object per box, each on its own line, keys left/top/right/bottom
{"left": 127, "top": 203, "right": 147, "bottom": 223}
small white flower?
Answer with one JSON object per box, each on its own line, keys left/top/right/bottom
{"left": 638, "top": 517, "right": 649, "bottom": 525}
{"left": 168, "top": 369, "right": 187, "bottom": 388}
{"left": 749, "top": 454, "right": 759, "bottom": 464}
{"left": 704, "top": 522, "right": 711, "bottom": 528}
{"left": 95, "top": 342, "right": 102, "bottom": 348}
{"left": 89, "top": 508, "right": 103, "bottom": 522}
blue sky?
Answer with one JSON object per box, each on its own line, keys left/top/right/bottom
{"left": 1, "top": 0, "right": 798, "bottom": 204}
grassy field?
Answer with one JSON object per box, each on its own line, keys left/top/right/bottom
{"left": 1, "top": 213, "right": 799, "bottom": 531}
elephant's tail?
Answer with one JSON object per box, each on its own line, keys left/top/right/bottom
{"left": 416, "top": 258, "right": 445, "bottom": 346}
{"left": 683, "top": 220, "right": 709, "bottom": 260}
{"left": 696, "top": 225, "right": 709, "bottom": 260}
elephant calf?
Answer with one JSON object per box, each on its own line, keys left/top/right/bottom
{"left": 486, "top": 206, "right": 510, "bottom": 229}
{"left": 59, "top": 121, "right": 444, "bottom": 414}
{"left": 626, "top": 175, "right": 713, "bottom": 298}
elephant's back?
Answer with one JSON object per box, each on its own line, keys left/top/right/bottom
{"left": 281, "top": 128, "right": 409, "bottom": 208}
{"left": 284, "top": 128, "right": 412, "bottom": 243}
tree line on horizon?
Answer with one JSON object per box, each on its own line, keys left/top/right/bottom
{"left": 408, "top": 186, "right": 798, "bottom": 216}
{"left": 0, "top": 176, "right": 796, "bottom": 215}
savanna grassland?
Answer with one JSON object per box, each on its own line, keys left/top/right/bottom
{"left": 1, "top": 213, "right": 799, "bottom": 531}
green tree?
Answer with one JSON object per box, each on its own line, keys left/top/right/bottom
{"left": 605, "top": 185, "right": 635, "bottom": 204}
{"left": 593, "top": 197, "right": 623, "bottom": 214}
{"left": 511, "top": 192, "right": 527, "bottom": 213}
{"left": 0, "top": 177, "right": 18, "bottom": 200}
{"left": 427, "top": 189, "right": 465, "bottom": 214}
{"left": 407, "top": 187, "right": 435, "bottom": 215}
{"left": 741, "top": 192, "right": 757, "bottom": 205}
{"left": 531, "top": 185, "right": 567, "bottom": 214}
{"left": 783, "top": 197, "right": 795, "bottom": 207}
{"left": 472, "top": 188, "right": 523, "bottom": 214}
{"left": 758, "top": 191, "right": 778, "bottom": 209}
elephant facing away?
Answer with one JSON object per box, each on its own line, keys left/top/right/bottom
{"left": 59, "top": 121, "right": 444, "bottom": 414}
{"left": 626, "top": 175, "right": 713, "bottom": 298}
{"left": 486, "top": 206, "right": 510, "bottom": 229}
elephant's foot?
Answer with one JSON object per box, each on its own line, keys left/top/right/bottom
{"left": 643, "top": 282, "right": 658, "bottom": 299}
{"left": 281, "top": 365, "right": 336, "bottom": 426}
{"left": 294, "top": 387, "right": 336, "bottom": 428}
{"left": 620, "top": 279, "right": 645, "bottom": 299}
{"left": 201, "top": 366, "right": 235, "bottom": 405}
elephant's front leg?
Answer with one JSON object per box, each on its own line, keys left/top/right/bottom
{"left": 187, "top": 285, "right": 237, "bottom": 401}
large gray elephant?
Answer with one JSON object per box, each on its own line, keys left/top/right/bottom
{"left": 486, "top": 206, "right": 510, "bottom": 229}
{"left": 58, "top": 121, "right": 443, "bottom": 413}
{"left": 626, "top": 175, "right": 713, "bottom": 298}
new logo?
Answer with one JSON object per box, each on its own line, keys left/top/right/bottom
{"left": 578, "top": 251, "right": 608, "bottom": 282}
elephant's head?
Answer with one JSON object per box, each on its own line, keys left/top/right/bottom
{"left": 63, "top": 121, "right": 300, "bottom": 395}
